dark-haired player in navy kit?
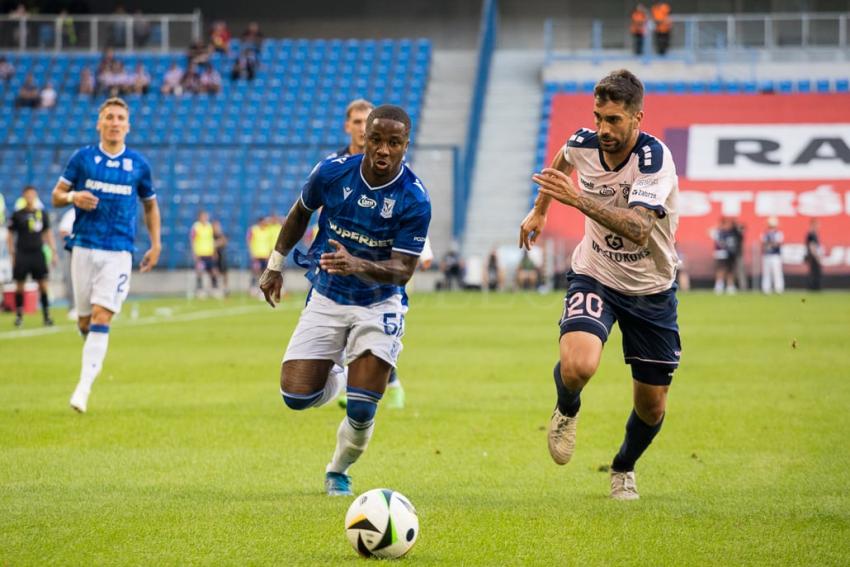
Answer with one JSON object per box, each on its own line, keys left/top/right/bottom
{"left": 260, "top": 105, "right": 431, "bottom": 496}
{"left": 520, "top": 69, "right": 682, "bottom": 500}
{"left": 51, "top": 97, "right": 162, "bottom": 414}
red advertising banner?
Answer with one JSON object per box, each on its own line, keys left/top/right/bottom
{"left": 543, "top": 93, "right": 850, "bottom": 278}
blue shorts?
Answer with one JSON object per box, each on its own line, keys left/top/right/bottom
{"left": 558, "top": 271, "right": 681, "bottom": 386}
{"left": 196, "top": 256, "right": 216, "bottom": 272}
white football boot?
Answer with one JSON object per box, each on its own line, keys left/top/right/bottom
{"left": 547, "top": 407, "right": 578, "bottom": 465}
{"left": 610, "top": 470, "right": 640, "bottom": 500}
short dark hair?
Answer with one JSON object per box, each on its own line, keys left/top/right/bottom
{"left": 22, "top": 185, "right": 37, "bottom": 193}
{"left": 367, "top": 105, "right": 411, "bottom": 134}
{"left": 594, "top": 69, "right": 644, "bottom": 113}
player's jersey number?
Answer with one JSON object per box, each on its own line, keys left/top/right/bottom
{"left": 563, "top": 291, "right": 603, "bottom": 320}
{"left": 382, "top": 313, "right": 405, "bottom": 337}
{"left": 117, "top": 273, "right": 128, "bottom": 294}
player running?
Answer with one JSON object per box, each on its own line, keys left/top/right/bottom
{"left": 260, "top": 105, "right": 431, "bottom": 496}
{"left": 51, "top": 97, "right": 162, "bottom": 413}
{"left": 520, "top": 69, "right": 681, "bottom": 500}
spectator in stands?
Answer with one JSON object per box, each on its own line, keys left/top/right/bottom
{"left": 108, "top": 4, "right": 128, "bottom": 47}
{"left": 630, "top": 4, "right": 648, "bottom": 56}
{"left": 651, "top": 2, "right": 672, "bottom": 56}
{"left": 96, "top": 48, "right": 116, "bottom": 77}
{"left": 0, "top": 56, "right": 15, "bottom": 82}
{"left": 805, "top": 218, "right": 823, "bottom": 291}
{"left": 39, "top": 81, "right": 57, "bottom": 109}
{"left": 485, "top": 248, "right": 504, "bottom": 291}
{"left": 59, "top": 10, "right": 77, "bottom": 47}
{"left": 213, "top": 220, "right": 229, "bottom": 295}
{"left": 98, "top": 60, "right": 123, "bottom": 96}
{"left": 133, "top": 10, "right": 152, "bottom": 48}
{"left": 187, "top": 40, "right": 212, "bottom": 68}
{"left": 210, "top": 21, "right": 231, "bottom": 54}
{"left": 241, "top": 21, "right": 264, "bottom": 55}
{"left": 78, "top": 67, "right": 95, "bottom": 95}
{"left": 440, "top": 243, "right": 464, "bottom": 291}
{"left": 181, "top": 64, "right": 202, "bottom": 94}
{"left": 130, "top": 62, "right": 151, "bottom": 95}
{"left": 15, "top": 73, "right": 39, "bottom": 108}
{"left": 161, "top": 62, "right": 184, "bottom": 95}
{"left": 199, "top": 64, "right": 222, "bottom": 94}
{"left": 761, "top": 217, "right": 784, "bottom": 294}
{"left": 711, "top": 217, "right": 737, "bottom": 294}
{"left": 516, "top": 250, "right": 540, "bottom": 290}
{"left": 230, "top": 48, "right": 258, "bottom": 81}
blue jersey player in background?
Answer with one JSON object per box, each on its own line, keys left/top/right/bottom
{"left": 51, "top": 97, "right": 162, "bottom": 414}
{"left": 260, "top": 105, "right": 431, "bottom": 496}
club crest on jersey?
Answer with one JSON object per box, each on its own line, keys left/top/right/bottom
{"left": 380, "top": 198, "right": 396, "bottom": 219}
{"left": 357, "top": 195, "right": 377, "bottom": 209}
{"left": 343, "top": 186, "right": 353, "bottom": 200}
{"left": 598, "top": 185, "right": 616, "bottom": 197}
{"left": 122, "top": 158, "right": 133, "bottom": 172}
{"left": 94, "top": 156, "right": 102, "bottom": 164}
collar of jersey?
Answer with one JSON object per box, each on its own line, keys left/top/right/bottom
{"left": 359, "top": 162, "right": 405, "bottom": 191}
{"left": 597, "top": 132, "right": 645, "bottom": 173}
{"left": 98, "top": 143, "right": 126, "bottom": 159}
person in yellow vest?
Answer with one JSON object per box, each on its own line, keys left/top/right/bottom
{"left": 190, "top": 210, "right": 220, "bottom": 298}
{"left": 247, "top": 216, "right": 271, "bottom": 294}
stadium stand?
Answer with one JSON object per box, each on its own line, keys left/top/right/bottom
{"left": 0, "top": 38, "right": 431, "bottom": 269}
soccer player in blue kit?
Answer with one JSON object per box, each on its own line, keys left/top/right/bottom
{"left": 51, "top": 97, "right": 162, "bottom": 413}
{"left": 259, "top": 105, "right": 431, "bottom": 496}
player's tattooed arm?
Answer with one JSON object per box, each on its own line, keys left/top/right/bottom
{"left": 320, "top": 241, "right": 418, "bottom": 285}
{"left": 520, "top": 150, "right": 574, "bottom": 250}
{"left": 532, "top": 167, "right": 657, "bottom": 246}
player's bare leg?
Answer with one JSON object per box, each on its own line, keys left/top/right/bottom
{"left": 280, "top": 359, "right": 338, "bottom": 409}
{"left": 549, "top": 331, "right": 603, "bottom": 465}
{"left": 326, "top": 352, "right": 391, "bottom": 496}
{"left": 610, "top": 380, "right": 669, "bottom": 500}
{"left": 70, "top": 304, "right": 114, "bottom": 413}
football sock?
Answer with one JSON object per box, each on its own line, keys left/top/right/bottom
{"left": 77, "top": 325, "right": 110, "bottom": 394}
{"left": 553, "top": 362, "right": 581, "bottom": 417}
{"left": 326, "top": 386, "right": 382, "bottom": 474}
{"left": 314, "top": 365, "right": 346, "bottom": 407}
{"left": 280, "top": 388, "right": 322, "bottom": 410}
{"left": 611, "top": 409, "right": 664, "bottom": 472}
{"left": 14, "top": 291, "right": 23, "bottom": 316}
{"left": 40, "top": 289, "right": 50, "bottom": 319}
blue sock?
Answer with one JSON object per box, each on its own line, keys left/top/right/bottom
{"left": 611, "top": 410, "right": 664, "bottom": 472}
{"left": 553, "top": 362, "right": 581, "bottom": 417}
{"left": 281, "top": 389, "right": 322, "bottom": 410}
{"left": 346, "top": 386, "right": 383, "bottom": 429}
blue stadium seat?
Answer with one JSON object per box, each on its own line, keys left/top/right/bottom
{"left": 836, "top": 79, "right": 849, "bottom": 92}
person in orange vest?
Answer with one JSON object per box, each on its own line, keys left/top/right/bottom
{"left": 651, "top": 2, "right": 672, "bottom": 55}
{"left": 190, "top": 210, "right": 220, "bottom": 298}
{"left": 630, "top": 4, "right": 648, "bottom": 56}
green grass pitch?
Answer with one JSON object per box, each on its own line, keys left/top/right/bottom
{"left": 2, "top": 290, "right": 849, "bottom": 565}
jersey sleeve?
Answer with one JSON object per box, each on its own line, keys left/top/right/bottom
{"left": 628, "top": 144, "right": 675, "bottom": 218}
{"left": 59, "top": 149, "right": 84, "bottom": 187}
{"left": 299, "top": 161, "right": 326, "bottom": 211}
{"left": 138, "top": 160, "right": 156, "bottom": 200}
{"left": 392, "top": 198, "right": 432, "bottom": 257}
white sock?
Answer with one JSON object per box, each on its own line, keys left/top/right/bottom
{"left": 77, "top": 329, "right": 109, "bottom": 393}
{"left": 314, "top": 364, "right": 347, "bottom": 407}
{"left": 326, "top": 417, "right": 374, "bottom": 474}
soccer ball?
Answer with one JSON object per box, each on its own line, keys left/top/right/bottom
{"left": 344, "top": 488, "right": 419, "bottom": 559}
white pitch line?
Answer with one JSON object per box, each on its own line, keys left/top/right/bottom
{"left": 0, "top": 303, "right": 278, "bottom": 341}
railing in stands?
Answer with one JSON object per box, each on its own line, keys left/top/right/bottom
{"left": 0, "top": 11, "right": 202, "bottom": 52}
{"left": 544, "top": 12, "right": 849, "bottom": 65}
{"left": 455, "top": 0, "right": 497, "bottom": 240}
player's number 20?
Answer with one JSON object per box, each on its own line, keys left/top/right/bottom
{"left": 565, "top": 291, "right": 603, "bottom": 319}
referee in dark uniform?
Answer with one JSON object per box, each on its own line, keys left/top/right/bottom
{"left": 7, "top": 186, "right": 56, "bottom": 327}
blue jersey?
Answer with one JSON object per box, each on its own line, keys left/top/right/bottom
{"left": 59, "top": 144, "right": 156, "bottom": 252}
{"left": 297, "top": 154, "right": 431, "bottom": 306}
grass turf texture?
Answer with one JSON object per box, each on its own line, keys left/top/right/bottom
{"left": 2, "top": 291, "right": 849, "bottom": 566}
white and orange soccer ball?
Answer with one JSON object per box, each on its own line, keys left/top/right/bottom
{"left": 344, "top": 489, "right": 419, "bottom": 559}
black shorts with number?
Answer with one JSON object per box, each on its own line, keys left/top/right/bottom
{"left": 558, "top": 271, "right": 681, "bottom": 386}
{"left": 13, "top": 251, "right": 48, "bottom": 282}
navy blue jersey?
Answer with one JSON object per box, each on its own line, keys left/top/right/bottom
{"left": 59, "top": 144, "right": 156, "bottom": 252}
{"left": 297, "top": 154, "right": 431, "bottom": 306}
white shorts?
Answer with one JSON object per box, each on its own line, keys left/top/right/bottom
{"left": 283, "top": 290, "right": 407, "bottom": 368}
{"left": 71, "top": 247, "right": 133, "bottom": 316}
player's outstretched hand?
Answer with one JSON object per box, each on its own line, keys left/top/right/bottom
{"left": 74, "top": 190, "right": 99, "bottom": 211}
{"left": 519, "top": 209, "right": 547, "bottom": 250}
{"left": 532, "top": 168, "right": 580, "bottom": 208}
{"left": 320, "top": 239, "right": 361, "bottom": 276}
{"left": 259, "top": 269, "right": 283, "bottom": 308}
{"left": 139, "top": 246, "right": 160, "bottom": 273}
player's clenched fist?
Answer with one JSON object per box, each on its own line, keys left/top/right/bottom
{"left": 259, "top": 269, "right": 283, "bottom": 307}
{"left": 320, "top": 239, "right": 362, "bottom": 276}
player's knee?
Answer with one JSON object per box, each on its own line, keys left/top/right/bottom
{"left": 77, "top": 321, "right": 90, "bottom": 335}
{"left": 559, "top": 357, "right": 596, "bottom": 389}
{"left": 280, "top": 389, "right": 321, "bottom": 410}
{"left": 635, "top": 399, "right": 666, "bottom": 425}
{"left": 346, "top": 387, "right": 382, "bottom": 427}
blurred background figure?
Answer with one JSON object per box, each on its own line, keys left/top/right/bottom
{"left": 675, "top": 243, "right": 690, "bottom": 292}
{"left": 651, "top": 1, "right": 672, "bottom": 55}
{"left": 630, "top": 4, "right": 648, "bottom": 56}
{"left": 248, "top": 217, "right": 271, "bottom": 294}
{"left": 191, "top": 211, "right": 220, "bottom": 298}
{"left": 516, "top": 249, "right": 540, "bottom": 290}
{"left": 761, "top": 217, "right": 784, "bottom": 294}
{"left": 213, "top": 220, "right": 230, "bottom": 296}
{"left": 440, "top": 242, "right": 464, "bottom": 290}
{"left": 711, "top": 217, "right": 737, "bottom": 295}
{"left": 805, "top": 219, "right": 823, "bottom": 291}
{"left": 485, "top": 247, "right": 504, "bottom": 291}
{"left": 210, "top": 21, "right": 231, "bottom": 53}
